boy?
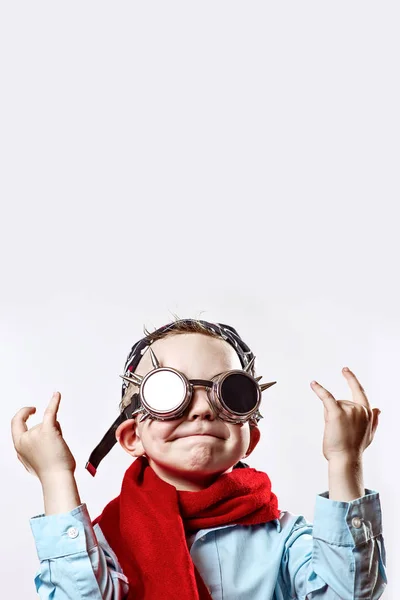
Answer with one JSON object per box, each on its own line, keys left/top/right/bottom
{"left": 12, "top": 318, "right": 387, "bottom": 599}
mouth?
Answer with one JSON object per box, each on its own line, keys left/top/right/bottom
{"left": 180, "top": 434, "right": 220, "bottom": 439}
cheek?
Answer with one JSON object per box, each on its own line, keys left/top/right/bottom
{"left": 140, "top": 421, "right": 178, "bottom": 449}
{"left": 230, "top": 426, "right": 251, "bottom": 452}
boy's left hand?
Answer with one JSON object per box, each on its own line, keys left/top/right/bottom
{"left": 310, "top": 368, "right": 381, "bottom": 463}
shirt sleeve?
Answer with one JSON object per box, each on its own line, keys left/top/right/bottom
{"left": 30, "top": 503, "right": 129, "bottom": 600}
{"left": 280, "top": 488, "right": 387, "bottom": 599}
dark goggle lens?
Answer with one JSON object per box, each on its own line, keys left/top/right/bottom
{"left": 220, "top": 373, "right": 258, "bottom": 414}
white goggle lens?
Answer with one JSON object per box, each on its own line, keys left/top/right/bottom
{"left": 142, "top": 371, "right": 186, "bottom": 412}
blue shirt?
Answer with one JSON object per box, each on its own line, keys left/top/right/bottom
{"left": 30, "top": 488, "right": 387, "bottom": 599}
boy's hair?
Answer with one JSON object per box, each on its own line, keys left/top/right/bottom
{"left": 118, "top": 314, "right": 256, "bottom": 415}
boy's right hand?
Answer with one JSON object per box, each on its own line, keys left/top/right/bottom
{"left": 11, "top": 392, "right": 77, "bottom": 482}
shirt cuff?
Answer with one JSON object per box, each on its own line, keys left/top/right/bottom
{"left": 30, "top": 503, "right": 98, "bottom": 561}
{"left": 313, "top": 488, "right": 382, "bottom": 547}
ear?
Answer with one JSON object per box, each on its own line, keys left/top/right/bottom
{"left": 115, "top": 419, "right": 145, "bottom": 457}
{"left": 243, "top": 425, "right": 261, "bottom": 458}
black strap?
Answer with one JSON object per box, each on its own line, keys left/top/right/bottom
{"left": 85, "top": 396, "right": 140, "bottom": 476}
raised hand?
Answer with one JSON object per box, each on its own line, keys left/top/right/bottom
{"left": 310, "top": 367, "right": 381, "bottom": 463}
{"left": 11, "top": 392, "right": 76, "bottom": 482}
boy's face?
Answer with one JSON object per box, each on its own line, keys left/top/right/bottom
{"left": 116, "top": 333, "right": 261, "bottom": 490}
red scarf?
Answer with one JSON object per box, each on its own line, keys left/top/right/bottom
{"left": 93, "top": 457, "right": 279, "bottom": 600}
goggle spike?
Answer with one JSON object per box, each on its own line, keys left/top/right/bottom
{"left": 139, "top": 412, "right": 150, "bottom": 423}
{"left": 260, "top": 381, "right": 277, "bottom": 392}
{"left": 244, "top": 356, "right": 256, "bottom": 372}
{"left": 148, "top": 346, "right": 161, "bottom": 369}
{"left": 119, "top": 373, "right": 143, "bottom": 386}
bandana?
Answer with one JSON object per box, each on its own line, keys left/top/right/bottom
{"left": 92, "top": 456, "right": 280, "bottom": 600}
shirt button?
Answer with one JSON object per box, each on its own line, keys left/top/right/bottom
{"left": 351, "top": 517, "right": 362, "bottom": 529}
{"left": 67, "top": 527, "right": 79, "bottom": 539}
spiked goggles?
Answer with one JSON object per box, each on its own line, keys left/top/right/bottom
{"left": 85, "top": 319, "right": 277, "bottom": 477}
{"left": 119, "top": 346, "right": 275, "bottom": 424}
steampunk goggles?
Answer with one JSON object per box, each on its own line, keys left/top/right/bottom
{"left": 118, "top": 346, "right": 276, "bottom": 425}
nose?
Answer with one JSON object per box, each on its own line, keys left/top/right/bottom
{"left": 185, "top": 386, "right": 216, "bottom": 421}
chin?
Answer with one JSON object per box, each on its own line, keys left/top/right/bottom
{"left": 177, "top": 450, "right": 238, "bottom": 474}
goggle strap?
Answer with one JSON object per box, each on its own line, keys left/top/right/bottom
{"left": 85, "top": 396, "right": 141, "bottom": 477}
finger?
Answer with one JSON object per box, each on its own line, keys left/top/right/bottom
{"left": 11, "top": 407, "right": 37, "bottom": 443}
{"left": 342, "top": 368, "right": 370, "bottom": 409}
{"left": 43, "top": 392, "right": 61, "bottom": 426}
{"left": 310, "top": 381, "right": 341, "bottom": 413}
{"left": 371, "top": 408, "right": 381, "bottom": 434}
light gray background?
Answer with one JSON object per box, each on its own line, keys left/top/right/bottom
{"left": 1, "top": 2, "right": 398, "bottom": 598}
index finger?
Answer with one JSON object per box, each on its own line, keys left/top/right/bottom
{"left": 310, "top": 381, "right": 341, "bottom": 414}
{"left": 42, "top": 392, "right": 61, "bottom": 426}
{"left": 11, "top": 407, "right": 37, "bottom": 443}
{"left": 342, "top": 368, "right": 370, "bottom": 409}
